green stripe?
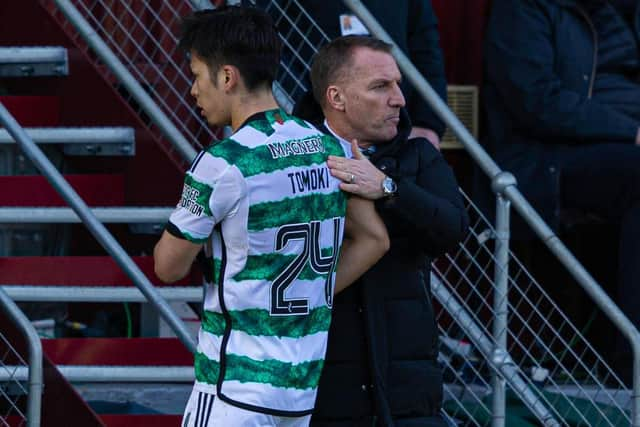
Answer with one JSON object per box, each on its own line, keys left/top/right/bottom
{"left": 211, "top": 247, "right": 334, "bottom": 282}
{"left": 203, "top": 306, "right": 331, "bottom": 338}
{"left": 248, "top": 119, "right": 275, "bottom": 137}
{"left": 207, "top": 134, "right": 344, "bottom": 178}
{"left": 181, "top": 174, "right": 213, "bottom": 217}
{"left": 249, "top": 192, "right": 346, "bottom": 231}
{"left": 195, "top": 352, "right": 324, "bottom": 390}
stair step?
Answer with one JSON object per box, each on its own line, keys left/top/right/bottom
{"left": 83, "top": 383, "right": 191, "bottom": 417}
{"left": 0, "top": 207, "right": 172, "bottom": 224}
{"left": 0, "top": 95, "right": 60, "bottom": 126}
{"left": 3, "top": 285, "right": 201, "bottom": 302}
{"left": 0, "top": 174, "right": 125, "bottom": 206}
{"left": 42, "top": 338, "right": 193, "bottom": 366}
{"left": 0, "top": 365, "right": 194, "bottom": 383}
{"left": 0, "top": 46, "right": 68, "bottom": 77}
{"left": 0, "top": 127, "right": 135, "bottom": 156}
{"left": 0, "top": 256, "right": 200, "bottom": 286}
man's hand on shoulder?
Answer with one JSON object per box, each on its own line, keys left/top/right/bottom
{"left": 327, "top": 139, "right": 386, "bottom": 200}
{"left": 409, "top": 126, "right": 440, "bottom": 151}
{"left": 636, "top": 128, "right": 640, "bottom": 145}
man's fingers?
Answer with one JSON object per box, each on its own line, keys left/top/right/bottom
{"left": 329, "top": 168, "right": 353, "bottom": 183}
{"left": 328, "top": 156, "right": 351, "bottom": 170}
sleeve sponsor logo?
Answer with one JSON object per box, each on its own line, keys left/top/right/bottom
{"left": 179, "top": 183, "right": 205, "bottom": 216}
{"left": 267, "top": 136, "right": 325, "bottom": 159}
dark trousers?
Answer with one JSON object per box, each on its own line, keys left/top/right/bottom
{"left": 558, "top": 142, "right": 640, "bottom": 376}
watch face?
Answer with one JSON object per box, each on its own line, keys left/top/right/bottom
{"left": 383, "top": 177, "right": 397, "bottom": 195}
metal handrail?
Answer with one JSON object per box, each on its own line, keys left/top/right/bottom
{"left": 0, "top": 287, "right": 42, "bottom": 427}
{"left": 53, "top": 0, "right": 197, "bottom": 163}
{"left": 342, "top": 0, "right": 640, "bottom": 425}
{"left": 0, "top": 102, "right": 197, "bottom": 355}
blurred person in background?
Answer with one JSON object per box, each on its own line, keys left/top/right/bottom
{"left": 484, "top": 0, "right": 640, "bottom": 383}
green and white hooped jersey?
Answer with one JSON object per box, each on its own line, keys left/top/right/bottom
{"left": 167, "top": 109, "right": 350, "bottom": 416}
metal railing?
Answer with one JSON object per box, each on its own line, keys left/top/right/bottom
{"left": 0, "top": 287, "right": 42, "bottom": 427}
{"left": 0, "top": 103, "right": 197, "bottom": 356}
{"left": 433, "top": 194, "right": 631, "bottom": 426}
{"left": 34, "top": 0, "right": 640, "bottom": 424}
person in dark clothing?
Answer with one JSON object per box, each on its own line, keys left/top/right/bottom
{"left": 290, "top": 0, "right": 447, "bottom": 149}
{"left": 483, "top": 0, "right": 640, "bottom": 380}
{"left": 297, "top": 35, "right": 469, "bottom": 426}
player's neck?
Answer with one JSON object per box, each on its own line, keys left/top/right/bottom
{"left": 231, "top": 87, "right": 279, "bottom": 131}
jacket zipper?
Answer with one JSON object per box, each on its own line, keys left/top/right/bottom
{"left": 574, "top": 4, "right": 598, "bottom": 99}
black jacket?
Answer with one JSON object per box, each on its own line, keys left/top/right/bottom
{"left": 293, "top": 0, "right": 448, "bottom": 137}
{"left": 297, "top": 99, "right": 469, "bottom": 426}
{"left": 483, "top": 0, "right": 640, "bottom": 228}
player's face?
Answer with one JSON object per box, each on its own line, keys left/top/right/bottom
{"left": 341, "top": 48, "right": 405, "bottom": 143}
{"left": 189, "top": 53, "right": 230, "bottom": 127}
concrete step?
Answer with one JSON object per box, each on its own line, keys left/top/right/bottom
{"left": 0, "top": 46, "right": 68, "bottom": 77}
{"left": 0, "top": 206, "right": 172, "bottom": 225}
{"left": 0, "top": 127, "right": 135, "bottom": 156}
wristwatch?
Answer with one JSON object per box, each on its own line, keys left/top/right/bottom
{"left": 381, "top": 176, "right": 397, "bottom": 197}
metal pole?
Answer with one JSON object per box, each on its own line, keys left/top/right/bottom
{"left": 491, "top": 173, "right": 515, "bottom": 427}
{"left": 54, "top": 0, "right": 197, "bottom": 163}
{"left": 0, "top": 287, "right": 42, "bottom": 427}
{"left": 0, "top": 102, "right": 196, "bottom": 354}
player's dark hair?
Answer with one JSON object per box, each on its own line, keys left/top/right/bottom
{"left": 179, "top": 6, "right": 281, "bottom": 91}
{"left": 310, "top": 36, "right": 393, "bottom": 107}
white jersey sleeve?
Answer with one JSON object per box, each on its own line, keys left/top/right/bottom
{"left": 168, "top": 150, "right": 247, "bottom": 243}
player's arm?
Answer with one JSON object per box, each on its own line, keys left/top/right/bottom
{"left": 153, "top": 151, "right": 242, "bottom": 284}
{"left": 153, "top": 231, "right": 203, "bottom": 283}
{"left": 334, "top": 195, "right": 389, "bottom": 294}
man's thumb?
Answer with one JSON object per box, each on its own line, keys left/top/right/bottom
{"left": 351, "top": 139, "right": 363, "bottom": 159}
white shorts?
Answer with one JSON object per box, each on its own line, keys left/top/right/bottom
{"left": 182, "top": 388, "right": 312, "bottom": 427}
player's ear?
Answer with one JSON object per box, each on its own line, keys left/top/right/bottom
{"left": 220, "top": 65, "right": 239, "bottom": 92}
{"left": 326, "top": 85, "right": 345, "bottom": 112}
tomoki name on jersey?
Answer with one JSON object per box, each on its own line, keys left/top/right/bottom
{"left": 167, "top": 109, "right": 349, "bottom": 416}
